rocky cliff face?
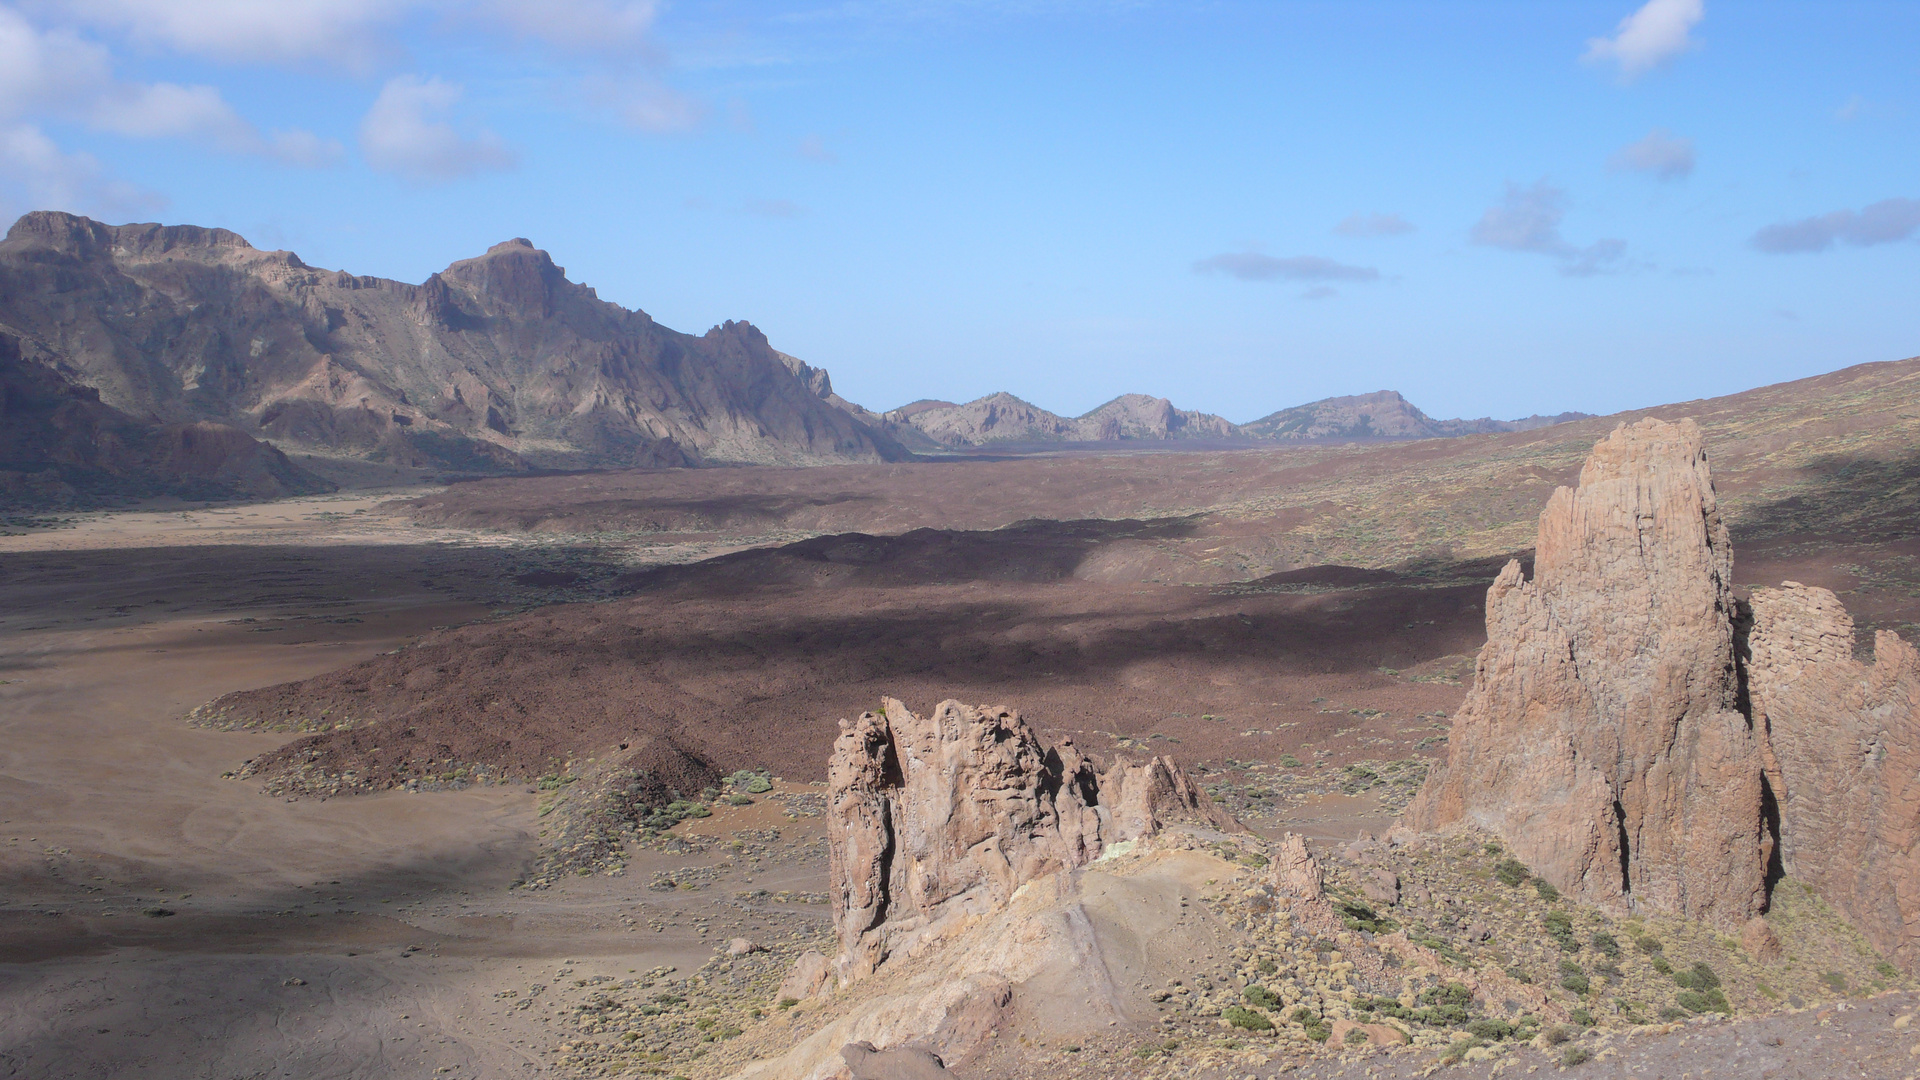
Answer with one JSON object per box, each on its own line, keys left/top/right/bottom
{"left": 1746, "top": 582, "right": 1920, "bottom": 972}
{"left": 0, "top": 212, "right": 904, "bottom": 481}
{"left": 827, "top": 698, "right": 1236, "bottom": 983}
{"left": 1408, "top": 418, "right": 1768, "bottom": 931}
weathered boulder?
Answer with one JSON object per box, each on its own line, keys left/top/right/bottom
{"left": 1270, "top": 833, "right": 1324, "bottom": 903}
{"left": 828, "top": 698, "right": 1236, "bottom": 983}
{"left": 1746, "top": 581, "right": 1920, "bottom": 971}
{"left": 1408, "top": 418, "right": 1767, "bottom": 930}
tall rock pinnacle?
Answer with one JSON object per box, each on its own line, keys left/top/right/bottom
{"left": 1407, "top": 417, "right": 1767, "bottom": 930}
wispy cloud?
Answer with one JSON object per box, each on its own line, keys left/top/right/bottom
{"left": 1192, "top": 253, "right": 1379, "bottom": 282}
{"left": 1333, "top": 212, "right": 1415, "bottom": 237}
{"left": 359, "top": 75, "right": 515, "bottom": 182}
{"left": 585, "top": 75, "right": 705, "bottom": 133}
{"left": 1608, "top": 128, "right": 1694, "bottom": 180}
{"left": 1750, "top": 198, "right": 1920, "bottom": 254}
{"left": 797, "top": 133, "right": 835, "bottom": 163}
{"left": 1582, "top": 0, "right": 1704, "bottom": 82}
{"left": 1470, "top": 180, "right": 1628, "bottom": 276}
{"left": 0, "top": 122, "right": 162, "bottom": 219}
{"left": 1835, "top": 95, "right": 1866, "bottom": 122}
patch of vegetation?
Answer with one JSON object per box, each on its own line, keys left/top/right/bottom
{"left": 1560, "top": 1045, "right": 1592, "bottom": 1067}
{"left": 1242, "top": 986, "right": 1281, "bottom": 1009}
{"left": 1534, "top": 878, "right": 1562, "bottom": 902}
{"left": 1494, "top": 857, "right": 1531, "bottom": 887}
{"left": 1590, "top": 931, "right": 1621, "bottom": 958}
{"left": 1222, "top": 1006, "right": 1272, "bottom": 1032}
{"left": 1820, "top": 971, "right": 1848, "bottom": 993}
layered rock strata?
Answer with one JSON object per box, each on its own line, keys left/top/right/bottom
{"left": 1408, "top": 417, "right": 1768, "bottom": 930}
{"left": 828, "top": 698, "right": 1236, "bottom": 983}
{"left": 1746, "top": 582, "right": 1920, "bottom": 971}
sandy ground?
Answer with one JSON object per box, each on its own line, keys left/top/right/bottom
{"left": 0, "top": 494, "right": 836, "bottom": 1079}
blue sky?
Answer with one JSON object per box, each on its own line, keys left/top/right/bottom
{"left": 2, "top": 1, "right": 1915, "bottom": 422}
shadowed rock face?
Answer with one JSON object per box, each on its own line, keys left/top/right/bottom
{"left": 827, "top": 698, "right": 1236, "bottom": 983}
{"left": 1409, "top": 417, "right": 1768, "bottom": 931}
{"left": 1747, "top": 582, "right": 1920, "bottom": 972}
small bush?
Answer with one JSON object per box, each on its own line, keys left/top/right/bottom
{"left": 1439, "top": 1036, "right": 1484, "bottom": 1064}
{"left": 1569, "top": 1008, "right": 1595, "bottom": 1027}
{"left": 1634, "top": 934, "right": 1664, "bottom": 954}
{"left": 1561, "top": 971, "right": 1591, "bottom": 995}
{"left": 1278, "top": 754, "right": 1303, "bottom": 768}
{"left": 1242, "top": 986, "right": 1281, "bottom": 1009}
{"left": 1560, "top": 1045, "right": 1592, "bottom": 1067}
{"left": 1223, "top": 1006, "right": 1273, "bottom": 1032}
{"left": 1256, "top": 958, "right": 1278, "bottom": 975}
{"left": 1875, "top": 961, "right": 1899, "bottom": 979}
{"left": 1303, "top": 1023, "right": 1331, "bottom": 1043}
{"left": 1541, "top": 1024, "right": 1572, "bottom": 1045}
{"left": 1651, "top": 956, "right": 1674, "bottom": 975}
{"left": 1466, "top": 1018, "right": 1514, "bottom": 1041}
{"left": 1291, "top": 1007, "right": 1318, "bottom": 1025}
{"left": 1820, "top": 971, "right": 1848, "bottom": 993}
{"left": 1494, "top": 858, "right": 1531, "bottom": 886}
{"left": 1535, "top": 879, "right": 1562, "bottom": 902}
{"left": 776, "top": 997, "right": 799, "bottom": 1010}
{"left": 1344, "top": 1026, "right": 1370, "bottom": 1045}
{"left": 726, "top": 793, "right": 752, "bottom": 806}
{"left": 1591, "top": 932, "right": 1621, "bottom": 958}
{"left": 1673, "top": 962, "right": 1721, "bottom": 991}
{"left": 1658, "top": 1006, "right": 1688, "bottom": 1020}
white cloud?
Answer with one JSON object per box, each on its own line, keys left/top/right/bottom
{"left": 1471, "top": 180, "right": 1628, "bottom": 276}
{"left": 1608, "top": 128, "right": 1694, "bottom": 180}
{"left": 1835, "top": 95, "right": 1866, "bottom": 122}
{"left": 1192, "top": 253, "right": 1379, "bottom": 282}
{"left": 1333, "top": 212, "right": 1415, "bottom": 237}
{"left": 0, "top": 6, "right": 340, "bottom": 165}
{"left": 360, "top": 75, "right": 516, "bottom": 182}
{"left": 1751, "top": 198, "right": 1920, "bottom": 254}
{"left": 51, "top": 0, "right": 665, "bottom": 65}
{"left": 1582, "top": 0, "right": 1703, "bottom": 82}
{"left": 0, "top": 122, "right": 163, "bottom": 218}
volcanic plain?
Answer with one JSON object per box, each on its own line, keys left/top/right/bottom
{"left": 5, "top": 357, "right": 1920, "bottom": 1078}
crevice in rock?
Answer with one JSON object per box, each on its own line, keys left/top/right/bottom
{"left": 1759, "top": 772, "right": 1785, "bottom": 898}
{"left": 1613, "top": 798, "right": 1632, "bottom": 896}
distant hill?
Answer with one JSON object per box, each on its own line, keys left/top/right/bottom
{"left": 1241, "top": 390, "right": 1589, "bottom": 441}
{"left": 862, "top": 387, "right": 1587, "bottom": 450}
{"left": 0, "top": 212, "right": 907, "bottom": 504}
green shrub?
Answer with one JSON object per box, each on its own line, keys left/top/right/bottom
{"left": 1541, "top": 1024, "right": 1572, "bottom": 1045}
{"left": 726, "top": 793, "right": 752, "bottom": 806}
{"left": 1560, "top": 1045, "right": 1592, "bottom": 1067}
{"left": 1438, "top": 1036, "right": 1483, "bottom": 1064}
{"left": 1344, "top": 1026, "right": 1370, "bottom": 1045}
{"left": 777, "top": 997, "right": 799, "bottom": 1010}
{"left": 1569, "top": 1008, "right": 1595, "bottom": 1027}
{"left": 1591, "top": 932, "right": 1621, "bottom": 958}
{"left": 1875, "top": 961, "right": 1899, "bottom": 979}
{"left": 1494, "top": 858, "right": 1531, "bottom": 886}
{"left": 1651, "top": 956, "right": 1673, "bottom": 975}
{"left": 1534, "top": 879, "right": 1562, "bottom": 902}
{"left": 1256, "top": 958, "right": 1278, "bottom": 975}
{"left": 745, "top": 776, "right": 772, "bottom": 793}
{"left": 1561, "top": 971, "right": 1591, "bottom": 995}
{"left": 1545, "top": 910, "right": 1578, "bottom": 951}
{"left": 1634, "top": 934, "right": 1664, "bottom": 954}
{"left": 1278, "top": 754, "right": 1303, "bottom": 768}
{"left": 1820, "top": 971, "right": 1848, "bottom": 993}
{"left": 1658, "top": 1006, "right": 1687, "bottom": 1020}
{"left": 1675, "top": 988, "right": 1730, "bottom": 1015}
{"left": 1338, "top": 900, "right": 1398, "bottom": 934}
{"left": 1242, "top": 986, "right": 1281, "bottom": 1009}
{"left": 1291, "top": 1007, "right": 1317, "bottom": 1025}
{"left": 1223, "top": 1006, "right": 1272, "bottom": 1032}
{"left": 1302, "top": 1022, "right": 1331, "bottom": 1042}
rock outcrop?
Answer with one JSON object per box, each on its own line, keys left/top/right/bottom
{"left": 1746, "top": 581, "right": 1920, "bottom": 972}
{"left": 1408, "top": 417, "right": 1767, "bottom": 930}
{"left": 827, "top": 698, "right": 1237, "bottom": 983}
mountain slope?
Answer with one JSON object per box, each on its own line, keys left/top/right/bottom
{"left": 1, "top": 329, "right": 332, "bottom": 507}
{"left": 878, "top": 391, "right": 1238, "bottom": 447}
{"left": 0, "top": 212, "right": 906, "bottom": 477}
